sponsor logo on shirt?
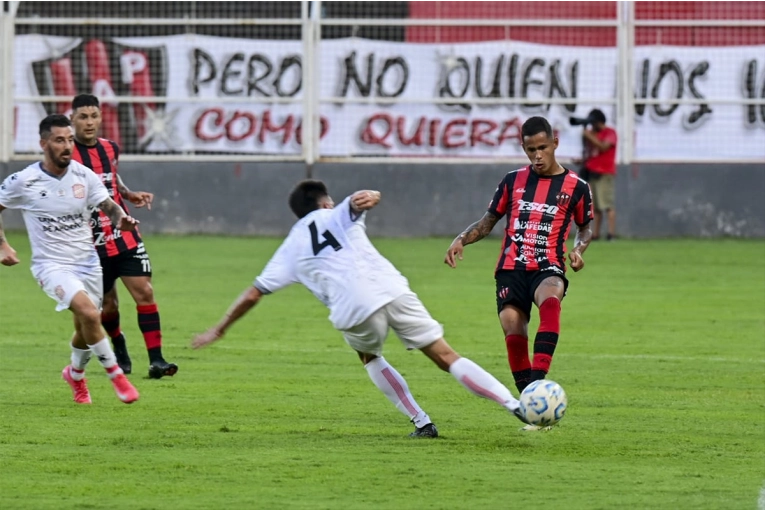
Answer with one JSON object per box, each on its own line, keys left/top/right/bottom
{"left": 94, "top": 230, "right": 122, "bottom": 246}
{"left": 513, "top": 218, "right": 552, "bottom": 233}
{"left": 37, "top": 213, "right": 85, "bottom": 232}
{"left": 510, "top": 232, "right": 550, "bottom": 246}
{"left": 517, "top": 199, "right": 559, "bottom": 215}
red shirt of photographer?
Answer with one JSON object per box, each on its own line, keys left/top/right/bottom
{"left": 584, "top": 127, "right": 617, "bottom": 176}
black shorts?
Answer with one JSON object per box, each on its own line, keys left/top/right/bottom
{"left": 495, "top": 268, "right": 569, "bottom": 318}
{"left": 101, "top": 243, "right": 152, "bottom": 294}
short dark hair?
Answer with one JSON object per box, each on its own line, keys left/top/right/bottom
{"left": 289, "top": 180, "right": 330, "bottom": 219}
{"left": 521, "top": 116, "right": 554, "bottom": 140}
{"left": 72, "top": 94, "right": 100, "bottom": 111}
{"left": 588, "top": 108, "right": 607, "bottom": 124}
{"left": 39, "top": 114, "right": 72, "bottom": 139}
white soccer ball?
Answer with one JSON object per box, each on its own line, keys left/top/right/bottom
{"left": 519, "top": 379, "right": 568, "bottom": 427}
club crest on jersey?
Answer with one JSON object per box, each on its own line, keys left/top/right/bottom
{"left": 72, "top": 184, "right": 85, "bottom": 199}
{"left": 556, "top": 192, "right": 571, "bottom": 207}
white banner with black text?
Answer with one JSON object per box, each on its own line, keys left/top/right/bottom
{"left": 13, "top": 35, "right": 765, "bottom": 159}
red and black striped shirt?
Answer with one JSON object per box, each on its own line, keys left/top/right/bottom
{"left": 488, "top": 166, "right": 593, "bottom": 273}
{"left": 72, "top": 138, "right": 142, "bottom": 258}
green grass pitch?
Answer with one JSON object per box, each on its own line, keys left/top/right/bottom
{"left": 0, "top": 232, "right": 763, "bottom": 509}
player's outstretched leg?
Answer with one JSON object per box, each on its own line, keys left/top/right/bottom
{"left": 421, "top": 339, "right": 528, "bottom": 426}
{"left": 362, "top": 355, "right": 438, "bottom": 438}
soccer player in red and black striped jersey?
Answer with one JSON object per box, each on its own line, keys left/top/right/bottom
{"left": 70, "top": 94, "right": 178, "bottom": 379}
{"left": 445, "top": 116, "right": 593, "bottom": 408}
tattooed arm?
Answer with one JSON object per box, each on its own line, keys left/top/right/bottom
{"left": 0, "top": 205, "right": 20, "bottom": 266}
{"left": 98, "top": 197, "right": 139, "bottom": 232}
{"left": 444, "top": 211, "right": 501, "bottom": 268}
{"left": 455, "top": 212, "right": 501, "bottom": 246}
{"left": 117, "top": 175, "right": 154, "bottom": 210}
{"left": 568, "top": 222, "right": 592, "bottom": 272}
{"left": 116, "top": 175, "right": 130, "bottom": 199}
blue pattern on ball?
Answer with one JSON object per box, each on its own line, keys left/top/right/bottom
{"left": 518, "top": 379, "right": 568, "bottom": 427}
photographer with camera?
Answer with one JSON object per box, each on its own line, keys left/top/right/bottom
{"left": 570, "top": 109, "right": 617, "bottom": 241}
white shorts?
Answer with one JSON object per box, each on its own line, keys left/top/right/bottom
{"left": 32, "top": 264, "right": 103, "bottom": 312}
{"left": 341, "top": 291, "right": 444, "bottom": 356}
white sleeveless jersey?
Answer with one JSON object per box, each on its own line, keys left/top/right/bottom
{"left": 0, "top": 161, "right": 109, "bottom": 268}
{"left": 255, "top": 197, "right": 410, "bottom": 330}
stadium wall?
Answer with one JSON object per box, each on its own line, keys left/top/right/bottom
{"left": 1, "top": 162, "right": 763, "bottom": 239}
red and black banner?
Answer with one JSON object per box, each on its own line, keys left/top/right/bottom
{"left": 32, "top": 39, "right": 167, "bottom": 153}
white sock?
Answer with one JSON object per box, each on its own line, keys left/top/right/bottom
{"left": 88, "top": 338, "right": 123, "bottom": 379}
{"left": 365, "top": 357, "right": 431, "bottom": 427}
{"left": 69, "top": 344, "right": 92, "bottom": 381}
{"left": 449, "top": 357, "right": 520, "bottom": 411}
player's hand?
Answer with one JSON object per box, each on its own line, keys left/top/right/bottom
{"left": 126, "top": 191, "right": 154, "bottom": 210}
{"left": 191, "top": 328, "right": 223, "bottom": 350}
{"left": 117, "top": 215, "right": 139, "bottom": 232}
{"left": 444, "top": 238, "right": 464, "bottom": 268}
{"left": 569, "top": 250, "right": 585, "bottom": 272}
{"left": 351, "top": 190, "right": 381, "bottom": 211}
{"left": 0, "top": 243, "right": 19, "bottom": 266}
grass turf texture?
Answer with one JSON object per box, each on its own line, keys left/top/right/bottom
{"left": 1, "top": 233, "right": 763, "bottom": 509}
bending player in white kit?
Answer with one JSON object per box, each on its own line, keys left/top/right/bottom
{"left": 192, "top": 180, "right": 528, "bottom": 436}
{"left": 0, "top": 114, "right": 140, "bottom": 404}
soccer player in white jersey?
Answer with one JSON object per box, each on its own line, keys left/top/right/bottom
{"left": 192, "top": 180, "right": 529, "bottom": 437}
{"left": 0, "top": 114, "right": 140, "bottom": 405}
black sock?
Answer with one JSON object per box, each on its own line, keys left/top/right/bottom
{"left": 111, "top": 333, "right": 128, "bottom": 354}
{"left": 514, "top": 369, "right": 532, "bottom": 393}
{"left": 147, "top": 347, "right": 164, "bottom": 363}
{"left": 530, "top": 299, "right": 561, "bottom": 383}
{"left": 530, "top": 369, "right": 548, "bottom": 382}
